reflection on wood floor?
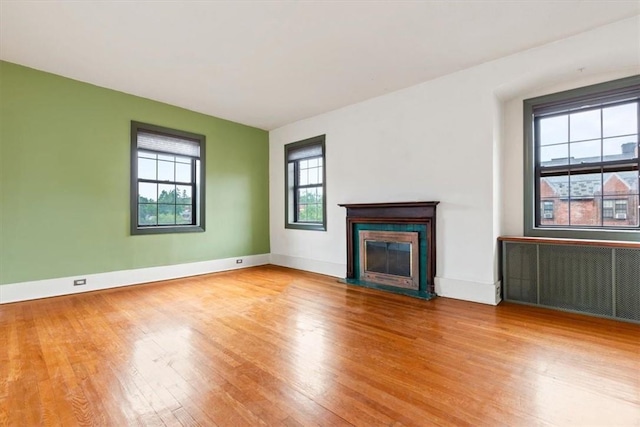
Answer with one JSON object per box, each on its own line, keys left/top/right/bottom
{"left": 1, "top": 265, "right": 639, "bottom": 426}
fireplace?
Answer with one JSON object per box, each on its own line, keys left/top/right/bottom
{"left": 339, "top": 202, "right": 439, "bottom": 299}
{"left": 359, "top": 230, "right": 419, "bottom": 289}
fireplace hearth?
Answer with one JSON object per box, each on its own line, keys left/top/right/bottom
{"left": 339, "top": 202, "right": 439, "bottom": 299}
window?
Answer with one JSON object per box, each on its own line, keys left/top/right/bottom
{"left": 541, "top": 200, "right": 554, "bottom": 219}
{"left": 603, "top": 200, "right": 615, "bottom": 218}
{"left": 131, "top": 121, "right": 205, "bottom": 235}
{"left": 524, "top": 75, "right": 640, "bottom": 240}
{"left": 285, "top": 135, "right": 326, "bottom": 231}
{"left": 615, "top": 200, "right": 628, "bottom": 220}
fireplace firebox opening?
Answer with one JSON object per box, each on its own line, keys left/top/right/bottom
{"left": 360, "top": 230, "right": 419, "bottom": 289}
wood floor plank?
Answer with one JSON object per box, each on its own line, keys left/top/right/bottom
{"left": 1, "top": 265, "right": 638, "bottom": 426}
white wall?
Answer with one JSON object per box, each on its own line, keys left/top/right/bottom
{"left": 269, "top": 16, "right": 640, "bottom": 305}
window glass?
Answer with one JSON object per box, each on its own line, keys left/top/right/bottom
{"left": 539, "top": 115, "right": 568, "bottom": 145}
{"left": 569, "top": 109, "right": 601, "bottom": 142}
{"left": 603, "top": 103, "right": 637, "bottom": 137}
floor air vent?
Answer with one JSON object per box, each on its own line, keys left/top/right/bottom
{"left": 501, "top": 239, "right": 640, "bottom": 323}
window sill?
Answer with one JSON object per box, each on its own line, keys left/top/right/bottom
{"left": 131, "top": 225, "right": 205, "bottom": 235}
{"left": 500, "top": 235, "right": 640, "bottom": 249}
{"left": 285, "top": 223, "right": 326, "bottom": 232}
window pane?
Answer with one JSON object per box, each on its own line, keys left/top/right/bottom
{"left": 539, "top": 115, "right": 568, "bottom": 146}
{"left": 298, "top": 205, "right": 307, "bottom": 222}
{"left": 311, "top": 167, "right": 318, "bottom": 185}
{"left": 569, "top": 139, "right": 601, "bottom": 164}
{"left": 158, "top": 160, "right": 174, "bottom": 181}
{"left": 138, "top": 157, "right": 156, "bottom": 180}
{"left": 158, "top": 184, "right": 175, "bottom": 203}
{"left": 625, "top": 196, "right": 639, "bottom": 227}
{"left": 175, "top": 155, "right": 191, "bottom": 164}
{"left": 176, "top": 205, "right": 192, "bottom": 224}
{"left": 297, "top": 188, "right": 308, "bottom": 204}
{"left": 138, "top": 182, "right": 157, "bottom": 203}
{"left": 602, "top": 171, "right": 638, "bottom": 197}
{"left": 540, "top": 175, "right": 568, "bottom": 226}
{"left": 305, "top": 167, "right": 316, "bottom": 185}
{"left": 540, "top": 144, "right": 569, "bottom": 166}
{"left": 603, "top": 103, "right": 637, "bottom": 138}
{"left": 297, "top": 187, "right": 322, "bottom": 222}
{"left": 158, "top": 154, "right": 175, "bottom": 162}
{"left": 570, "top": 109, "right": 601, "bottom": 142}
{"left": 603, "top": 136, "right": 638, "bottom": 161}
{"left": 540, "top": 175, "right": 568, "bottom": 198}
{"left": 176, "top": 185, "right": 192, "bottom": 205}
{"left": 298, "top": 156, "right": 323, "bottom": 186}
{"left": 158, "top": 205, "right": 176, "bottom": 225}
{"left": 568, "top": 173, "right": 603, "bottom": 226}
{"left": 603, "top": 197, "right": 638, "bottom": 227}
{"left": 299, "top": 204, "right": 322, "bottom": 222}
{"left": 602, "top": 172, "right": 639, "bottom": 227}
{"left": 176, "top": 162, "right": 191, "bottom": 183}
{"left": 540, "top": 198, "right": 564, "bottom": 225}
{"left": 568, "top": 199, "right": 598, "bottom": 226}
{"left": 569, "top": 173, "right": 601, "bottom": 200}
{"left": 603, "top": 199, "right": 615, "bottom": 219}
{"left": 138, "top": 204, "right": 157, "bottom": 225}
{"left": 299, "top": 168, "right": 309, "bottom": 185}
{"left": 300, "top": 187, "right": 319, "bottom": 204}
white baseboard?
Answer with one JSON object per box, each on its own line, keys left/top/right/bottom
{"left": 2, "top": 254, "right": 503, "bottom": 307}
{"left": 269, "top": 254, "right": 502, "bottom": 305}
{"left": 0, "top": 254, "right": 270, "bottom": 304}
{"left": 435, "top": 276, "right": 502, "bottom": 305}
{"left": 270, "top": 254, "right": 345, "bottom": 278}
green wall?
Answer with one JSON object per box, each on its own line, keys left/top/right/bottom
{"left": 0, "top": 61, "right": 270, "bottom": 285}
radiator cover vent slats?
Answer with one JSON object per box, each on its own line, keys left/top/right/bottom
{"left": 616, "top": 249, "right": 640, "bottom": 322}
{"left": 503, "top": 242, "right": 639, "bottom": 323}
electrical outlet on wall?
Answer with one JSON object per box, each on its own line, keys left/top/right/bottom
{"left": 236, "top": 259, "right": 243, "bottom": 264}
{"left": 74, "top": 279, "right": 87, "bottom": 286}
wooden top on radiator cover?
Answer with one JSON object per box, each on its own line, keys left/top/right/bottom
{"left": 499, "top": 235, "right": 640, "bottom": 249}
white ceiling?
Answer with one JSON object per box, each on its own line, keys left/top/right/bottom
{"left": 1, "top": 1, "right": 639, "bottom": 130}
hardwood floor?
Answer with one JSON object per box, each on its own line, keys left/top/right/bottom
{"left": 1, "top": 265, "right": 638, "bottom": 426}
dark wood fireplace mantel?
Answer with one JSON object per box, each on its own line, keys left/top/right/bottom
{"left": 339, "top": 201, "right": 439, "bottom": 297}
